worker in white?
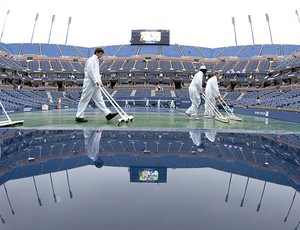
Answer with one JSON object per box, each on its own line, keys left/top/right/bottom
{"left": 83, "top": 129, "right": 104, "bottom": 168}
{"left": 204, "top": 71, "right": 221, "bottom": 118}
{"left": 185, "top": 65, "right": 207, "bottom": 119}
{"left": 76, "top": 47, "right": 118, "bottom": 122}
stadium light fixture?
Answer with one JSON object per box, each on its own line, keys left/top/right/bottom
{"left": 231, "top": 17, "right": 237, "bottom": 46}
{"left": 265, "top": 13, "right": 273, "bottom": 45}
{"left": 296, "top": 10, "right": 300, "bottom": 23}
{"left": 248, "top": 15, "right": 255, "bottom": 45}
{"left": 48, "top": 15, "right": 55, "bottom": 44}
{"left": 65, "top": 17, "right": 72, "bottom": 45}
{"left": 30, "top": 13, "right": 39, "bottom": 43}
{"left": 0, "top": 10, "right": 10, "bottom": 43}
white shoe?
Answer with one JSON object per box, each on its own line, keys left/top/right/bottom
{"left": 190, "top": 116, "right": 200, "bottom": 120}
{"left": 185, "top": 111, "right": 192, "bottom": 117}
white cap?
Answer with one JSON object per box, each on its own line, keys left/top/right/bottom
{"left": 200, "top": 65, "right": 207, "bottom": 70}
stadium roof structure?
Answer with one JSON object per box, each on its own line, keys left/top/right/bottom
{"left": 1, "top": 43, "right": 300, "bottom": 59}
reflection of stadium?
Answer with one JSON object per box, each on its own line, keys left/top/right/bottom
{"left": 0, "top": 129, "right": 299, "bottom": 227}
{"left": 0, "top": 129, "right": 299, "bottom": 191}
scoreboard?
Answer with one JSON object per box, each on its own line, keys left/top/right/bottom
{"left": 130, "top": 29, "right": 170, "bottom": 45}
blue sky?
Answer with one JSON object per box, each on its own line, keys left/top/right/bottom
{"left": 0, "top": 0, "right": 299, "bottom": 48}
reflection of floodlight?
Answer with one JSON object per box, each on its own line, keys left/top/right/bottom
{"left": 50, "top": 173, "right": 57, "bottom": 203}
{"left": 66, "top": 170, "right": 73, "bottom": 199}
{"left": 284, "top": 190, "right": 297, "bottom": 223}
{"left": 256, "top": 203, "right": 261, "bottom": 212}
{"left": 295, "top": 220, "right": 300, "bottom": 230}
{"left": 256, "top": 181, "right": 267, "bottom": 212}
{"left": 4, "top": 184, "right": 15, "bottom": 215}
{"left": 33, "top": 176, "right": 42, "bottom": 206}
{"left": 240, "top": 177, "right": 250, "bottom": 207}
{"left": 0, "top": 214, "right": 5, "bottom": 224}
{"left": 225, "top": 173, "right": 233, "bottom": 203}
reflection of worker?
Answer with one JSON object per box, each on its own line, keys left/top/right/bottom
{"left": 205, "top": 129, "right": 217, "bottom": 143}
{"left": 83, "top": 129, "right": 104, "bottom": 168}
{"left": 189, "top": 130, "right": 204, "bottom": 152}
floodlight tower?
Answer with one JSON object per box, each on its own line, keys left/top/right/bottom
{"left": 248, "top": 15, "right": 255, "bottom": 45}
{"left": 296, "top": 10, "right": 300, "bottom": 23}
{"left": 48, "top": 15, "right": 55, "bottom": 44}
{"left": 0, "top": 10, "right": 10, "bottom": 43}
{"left": 232, "top": 17, "right": 237, "bottom": 46}
{"left": 265, "top": 13, "right": 273, "bottom": 45}
{"left": 31, "top": 13, "right": 39, "bottom": 43}
{"left": 65, "top": 17, "right": 72, "bottom": 45}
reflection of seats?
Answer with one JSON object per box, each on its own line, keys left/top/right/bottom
{"left": 41, "top": 144, "right": 53, "bottom": 157}
{"left": 255, "top": 167, "right": 275, "bottom": 181}
{"left": 169, "top": 141, "right": 183, "bottom": 152}
{"left": 43, "top": 158, "right": 63, "bottom": 173}
{"left": 115, "top": 154, "right": 138, "bottom": 166}
{"left": 30, "top": 147, "right": 41, "bottom": 158}
{"left": 60, "top": 156, "right": 86, "bottom": 170}
{"left": 138, "top": 156, "right": 157, "bottom": 167}
{"left": 72, "top": 140, "right": 84, "bottom": 152}
{"left": 130, "top": 141, "right": 145, "bottom": 152}
{"left": 100, "top": 141, "right": 114, "bottom": 152}
{"left": 109, "top": 140, "right": 124, "bottom": 151}
{"left": 176, "top": 156, "right": 200, "bottom": 168}
{"left": 23, "top": 164, "right": 42, "bottom": 177}
{"left": 159, "top": 155, "right": 180, "bottom": 167}
{"left": 51, "top": 143, "right": 64, "bottom": 155}
{"left": 234, "top": 162, "right": 256, "bottom": 178}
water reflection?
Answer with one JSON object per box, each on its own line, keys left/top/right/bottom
{"left": 0, "top": 129, "right": 299, "bottom": 229}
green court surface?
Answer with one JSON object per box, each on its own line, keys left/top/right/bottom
{"left": 1, "top": 107, "right": 299, "bottom": 133}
